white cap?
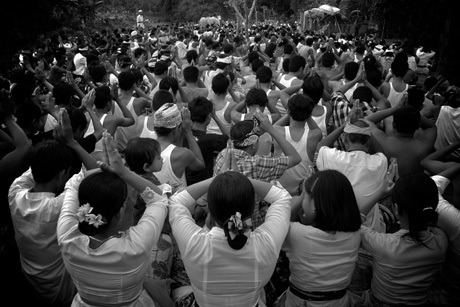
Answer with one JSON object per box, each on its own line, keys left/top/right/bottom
{"left": 138, "top": 10, "right": 142, "bottom": 13}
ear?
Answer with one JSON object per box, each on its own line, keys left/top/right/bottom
{"left": 143, "top": 162, "right": 151, "bottom": 172}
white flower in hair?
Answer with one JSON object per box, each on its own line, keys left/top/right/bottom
{"left": 77, "top": 203, "right": 93, "bottom": 222}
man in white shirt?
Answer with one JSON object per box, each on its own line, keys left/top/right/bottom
{"left": 136, "top": 10, "right": 144, "bottom": 29}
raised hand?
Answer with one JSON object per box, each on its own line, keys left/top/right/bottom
{"left": 53, "top": 108, "right": 74, "bottom": 144}
{"left": 98, "top": 131, "right": 126, "bottom": 175}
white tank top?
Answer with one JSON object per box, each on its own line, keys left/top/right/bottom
{"left": 153, "top": 144, "right": 187, "bottom": 191}
{"left": 278, "top": 125, "right": 314, "bottom": 195}
{"left": 312, "top": 105, "right": 327, "bottom": 138}
{"left": 206, "top": 100, "right": 231, "bottom": 135}
{"left": 139, "top": 115, "right": 158, "bottom": 139}
{"left": 387, "top": 82, "right": 408, "bottom": 107}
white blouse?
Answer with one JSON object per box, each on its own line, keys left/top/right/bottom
{"left": 168, "top": 184, "right": 292, "bottom": 307}
{"left": 57, "top": 170, "right": 169, "bottom": 306}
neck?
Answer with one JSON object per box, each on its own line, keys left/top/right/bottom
{"left": 32, "top": 181, "right": 57, "bottom": 194}
{"left": 290, "top": 119, "right": 307, "bottom": 128}
{"left": 346, "top": 144, "right": 368, "bottom": 153}
{"left": 394, "top": 131, "right": 414, "bottom": 139}
{"left": 192, "top": 122, "right": 207, "bottom": 131}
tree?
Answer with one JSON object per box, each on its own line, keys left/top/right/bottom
{"left": 225, "top": 0, "right": 257, "bottom": 38}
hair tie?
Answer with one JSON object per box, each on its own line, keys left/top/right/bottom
{"left": 77, "top": 203, "right": 106, "bottom": 228}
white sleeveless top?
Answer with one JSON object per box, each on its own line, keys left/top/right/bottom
{"left": 387, "top": 82, "right": 408, "bottom": 107}
{"left": 312, "top": 105, "right": 327, "bottom": 138}
{"left": 278, "top": 125, "right": 313, "bottom": 195}
{"left": 153, "top": 144, "right": 187, "bottom": 192}
{"left": 139, "top": 115, "right": 158, "bottom": 139}
{"left": 206, "top": 100, "right": 231, "bottom": 135}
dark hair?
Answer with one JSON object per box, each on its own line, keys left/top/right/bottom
{"left": 94, "top": 85, "right": 112, "bottom": 109}
{"left": 78, "top": 172, "right": 128, "bottom": 236}
{"left": 352, "top": 86, "right": 373, "bottom": 103}
{"left": 407, "top": 87, "right": 425, "bottom": 111}
{"left": 212, "top": 73, "right": 230, "bottom": 95}
{"left": 152, "top": 89, "right": 174, "bottom": 111}
{"left": 251, "top": 58, "right": 264, "bottom": 74}
{"left": 247, "top": 51, "right": 259, "bottom": 64}
{"left": 231, "top": 120, "right": 255, "bottom": 149}
{"left": 303, "top": 170, "right": 361, "bottom": 232}
{"left": 393, "top": 105, "right": 420, "bottom": 134}
{"left": 289, "top": 55, "right": 306, "bottom": 73}
{"left": 159, "top": 76, "right": 179, "bottom": 95}
{"left": 391, "top": 53, "right": 409, "bottom": 78}
{"left": 15, "top": 101, "right": 42, "bottom": 129}
{"left": 88, "top": 64, "right": 107, "bottom": 83}
{"left": 306, "top": 37, "right": 314, "bottom": 46}
{"left": 189, "top": 96, "right": 213, "bottom": 123}
{"left": 207, "top": 171, "right": 255, "bottom": 250}
{"left": 69, "top": 108, "right": 87, "bottom": 133}
{"left": 118, "top": 70, "right": 136, "bottom": 91}
{"left": 153, "top": 60, "right": 169, "bottom": 75}
{"left": 153, "top": 125, "right": 175, "bottom": 137}
{"left": 125, "top": 138, "right": 161, "bottom": 174}
{"left": 31, "top": 140, "right": 73, "bottom": 183}
{"left": 321, "top": 52, "right": 335, "bottom": 68}
{"left": 288, "top": 94, "right": 314, "bottom": 121}
{"left": 284, "top": 44, "right": 294, "bottom": 55}
{"left": 245, "top": 88, "right": 268, "bottom": 107}
{"left": 282, "top": 58, "right": 290, "bottom": 73}
{"left": 302, "top": 75, "right": 324, "bottom": 104}
{"left": 186, "top": 49, "right": 198, "bottom": 64}
{"left": 344, "top": 62, "right": 359, "bottom": 80}
{"left": 52, "top": 81, "right": 75, "bottom": 106}
{"left": 183, "top": 66, "right": 199, "bottom": 83}
{"left": 356, "top": 45, "right": 366, "bottom": 55}
{"left": 364, "top": 61, "right": 383, "bottom": 88}
{"left": 256, "top": 66, "right": 273, "bottom": 83}
{"left": 393, "top": 173, "right": 438, "bottom": 246}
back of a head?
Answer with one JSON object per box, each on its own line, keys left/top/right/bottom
{"left": 393, "top": 105, "right": 420, "bottom": 134}
{"left": 352, "top": 86, "right": 373, "bottom": 104}
{"left": 230, "top": 120, "right": 255, "bottom": 149}
{"left": 186, "top": 49, "right": 198, "bottom": 64}
{"left": 69, "top": 108, "right": 87, "bottom": 133}
{"left": 346, "top": 118, "right": 371, "bottom": 145}
{"left": 207, "top": 171, "right": 255, "bottom": 249}
{"left": 88, "top": 64, "right": 107, "bottom": 83}
{"left": 302, "top": 74, "right": 324, "bottom": 104}
{"left": 152, "top": 89, "right": 174, "bottom": 111}
{"left": 284, "top": 44, "right": 294, "bottom": 55}
{"left": 52, "top": 81, "right": 75, "bottom": 106}
{"left": 364, "top": 61, "right": 383, "bottom": 88}
{"left": 407, "top": 87, "right": 425, "bottom": 111}
{"left": 251, "top": 58, "right": 264, "bottom": 74}
{"left": 189, "top": 96, "right": 213, "bottom": 124}
{"left": 391, "top": 53, "right": 409, "bottom": 78}
{"left": 256, "top": 66, "right": 273, "bottom": 83}
{"left": 31, "top": 140, "right": 73, "bottom": 184}
{"left": 393, "top": 173, "right": 438, "bottom": 245}
{"left": 247, "top": 51, "right": 259, "bottom": 64}
{"left": 245, "top": 88, "right": 268, "bottom": 108}
{"left": 117, "top": 70, "right": 136, "bottom": 91}
{"left": 288, "top": 94, "right": 314, "bottom": 122}
{"left": 289, "top": 55, "right": 306, "bottom": 73}
{"left": 183, "top": 66, "right": 199, "bottom": 83}
{"left": 212, "top": 73, "right": 230, "bottom": 95}
{"left": 94, "top": 85, "right": 112, "bottom": 109}
{"left": 153, "top": 60, "right": 169, "bottom": 76}
{"left": 306, "top": 37, "right": 314, "bottom": 46}
{"left": 159, "top": 76, "right": 179, "bottom": 95}
{"left": 282, "top": 58, "right": 290, "bottom": 73}
{"left": 304, "top": 169, "right": 361, "bottom": 232}
{"left": 344, "top": 62, "right": 359, "bottom": 81}
{"left": 321, "top": 52, "right": 335, "bottom": 68}
{"left": 78, "top": 172, "right": 128, "bottom": 236}
{"left": 125, "top": 137, "right": 161, "bottom": 174}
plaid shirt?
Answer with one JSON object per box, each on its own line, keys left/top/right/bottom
{"left": 330, "top": 91, "right": 376, "bottom": 150}
{"left": 214, "top": 149, "right": 290, "bottom": 227}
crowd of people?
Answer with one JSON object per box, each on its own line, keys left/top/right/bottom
{"left": 1, "top": 15, "right": 460, "bottom": 307}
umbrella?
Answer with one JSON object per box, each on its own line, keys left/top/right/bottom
{"left": 318, "top": 4, "right": 340, "bottom": 15}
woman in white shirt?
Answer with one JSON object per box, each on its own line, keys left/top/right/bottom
{"left": 280, "top": 169, "right": 362, "bottom": 307}
{"left": 57, "top": 134, "right": 174, "bottom": 307}
{"left": 168, "top": 167, "right": 292, "bottom": 307}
